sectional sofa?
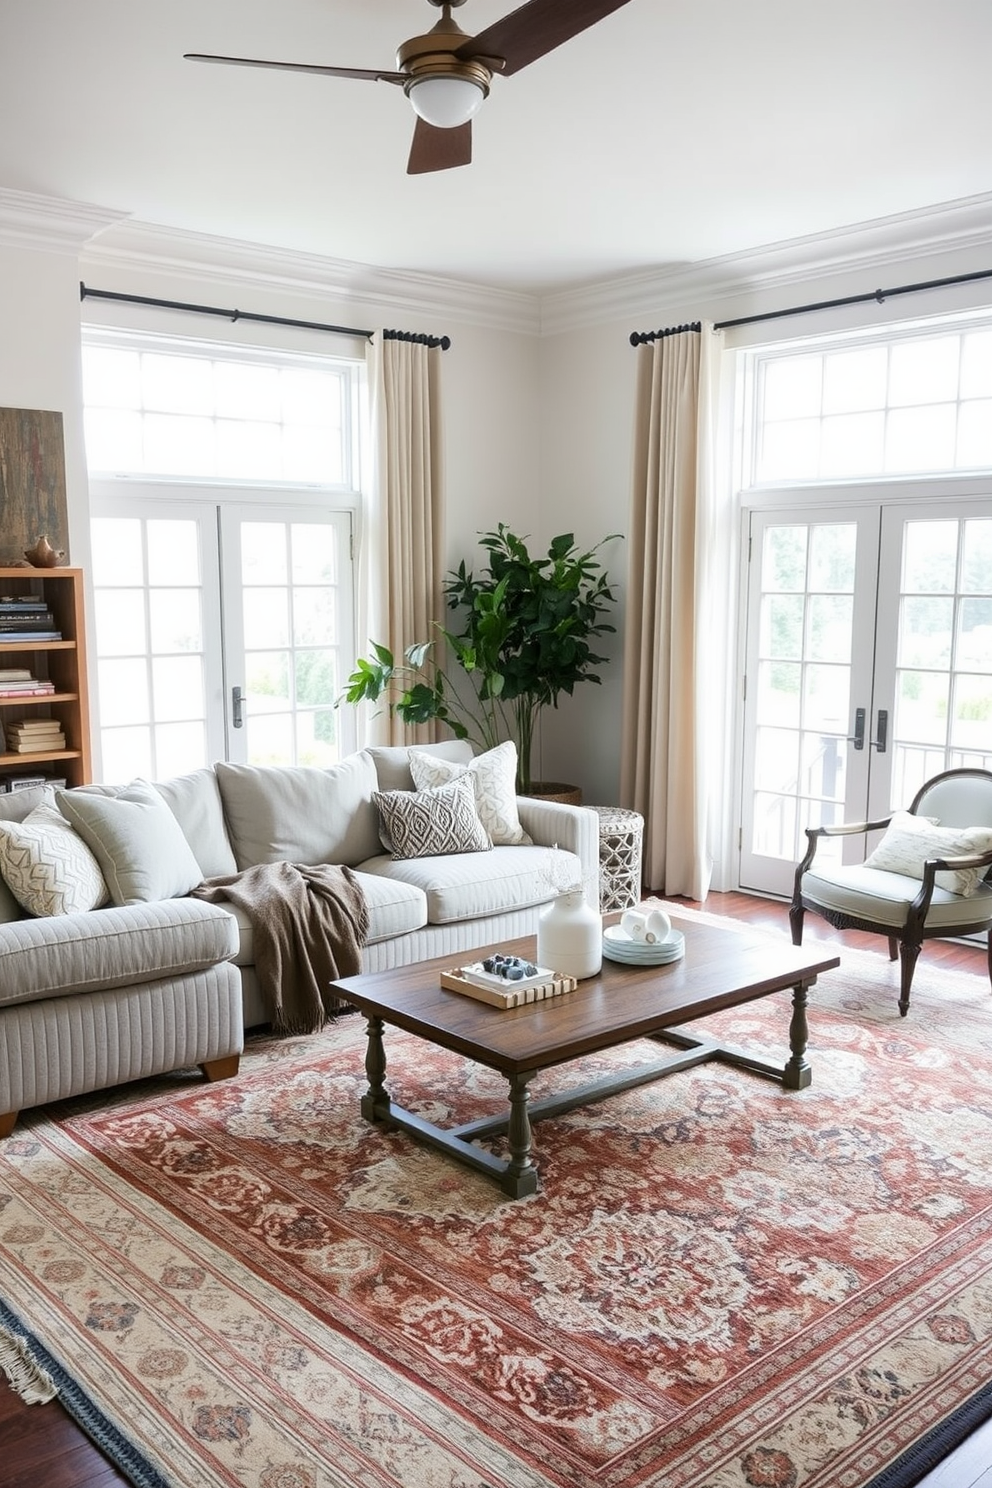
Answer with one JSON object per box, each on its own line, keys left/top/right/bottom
{"left": 0, "top": 740, "right": 598, "bottom": 1135}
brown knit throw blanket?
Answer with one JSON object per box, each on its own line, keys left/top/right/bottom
{"left": 192, "top": 862, "right": 369, "bottom": 1035}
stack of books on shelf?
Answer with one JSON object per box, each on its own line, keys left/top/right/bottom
{"left": 0, "top": 668, "right": 56, "bottom": 699}
{"left": 0, "top": 773, "right": 67, "bottom": 794}
{"left": 0, "top": 593, "right": 62, "bottom": 642}
{"left": 3, "top": 719, "right": 66, "bottom": 754}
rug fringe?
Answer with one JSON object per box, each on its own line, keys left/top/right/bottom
{"left": 0, "top": 1323, "right": 58, "bottom": 1404}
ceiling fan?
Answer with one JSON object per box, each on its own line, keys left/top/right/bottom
{"left": 186, "top": 0, "right": 634, "bottom": 176}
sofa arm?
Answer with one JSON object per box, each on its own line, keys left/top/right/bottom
{"left": 516, "top": 799, "right": 600, "bottom": 907}
{"left": 0, "top": 898, "right": 239, "bottom": 1009}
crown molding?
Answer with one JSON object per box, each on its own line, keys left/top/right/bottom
{"left": 539, "top": 192, "right": 992, "bottom": 336}
{"left": 0, "top": 187, "right": 127, "bottom": 256}
{"left": 80, "top": 218, "right": 541, "bottom": 336}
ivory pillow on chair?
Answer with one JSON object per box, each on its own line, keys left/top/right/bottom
{"left": 408, "top": 740, "right": 531, "bottom": 846}
{"left": 0, "top": 801, "right": 109, "bottom": 917}
{"left": 374, "top": 775, "right": 492, "bottom": 859}
{"left": 864, "top": 810, "right": 992, "bottom": 897}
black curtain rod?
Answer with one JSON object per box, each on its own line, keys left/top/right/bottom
{"left": 80, "top": 282, "right": 374, "bottom": 341}
{"left": 629, "top": 321, "right": 701, "bottom": 346}
{"left": 712, "top": 267, "right": 992, "bottom": 332}
{"left": 382, "top": 327, "right": 451, "bottom": 351}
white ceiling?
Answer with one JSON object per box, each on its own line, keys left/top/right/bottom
{"left": 2, "top": 0, "right": 990, "bottom": 296}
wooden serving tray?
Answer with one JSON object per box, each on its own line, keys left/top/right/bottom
{"left": 440, "top": 966, "right": 578, "bottom": 1009}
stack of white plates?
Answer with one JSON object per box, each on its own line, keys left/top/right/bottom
{"left": 602, "top": 925, "right": 685, "bottom": 966}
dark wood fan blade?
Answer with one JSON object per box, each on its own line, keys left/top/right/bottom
{"left": 457, "top": 0, "right": 633, "bottom": 76}
{"left": 407, "top": 118, "right": 473, "bottom": 175}
{"left": 184, "top": 53, "right": 407, "bottom": 85}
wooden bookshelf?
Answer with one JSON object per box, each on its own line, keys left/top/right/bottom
{"left": 0, "top": 566, "right": 92, "bottom": 788}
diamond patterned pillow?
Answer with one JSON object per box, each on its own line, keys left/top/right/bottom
{"left": 0, "top": 801, "right": 109, "bottom": 916}
{"left": 374, "top": 775, "right": 492, "bottom": 860}
{"left": 408, "top": 741, "right": 531, "bottom": 846}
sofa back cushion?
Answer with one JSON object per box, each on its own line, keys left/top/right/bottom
{"left": 154, "top": 768, "right": 239, "bottom": 878}
{"left": 365, "top": 739, "right": 475, "bottom": 793}
{"left": 57, "top": 780, "right": 204, "bottom": 905}
{"left": 75, "top": 769, "right": 238, "bottom": 880}
{"left": 215, "top": 751, "right": 381, "bottom": 870}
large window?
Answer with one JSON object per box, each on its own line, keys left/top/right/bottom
{"left": 83, "top": 334, "right": 358, "bottom": 485}
{"left": 82, "top": 331, "right": 363, "bottom": 781}
{"left": 745, "top": 320, "right": 992, "bottom": 486}
{"left": 736, "top": 312, "right": 992, "bottom": 897}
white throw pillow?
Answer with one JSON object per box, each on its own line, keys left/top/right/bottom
{"left": 0, "top": 801, "right": 108, "bottom": 916}
{"left": 864, "top": 810, "right": 992, "bottom": 897}
{"left": 408, "top": 741, "right": 531, "bottom": 846}
{"left": 374, "top": 775, "right": 492, "bottom": 859}
{"left": 56, "top": 779, "right": 204, "bottom": 905}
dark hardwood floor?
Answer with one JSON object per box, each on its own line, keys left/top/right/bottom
{"left": 1, "top": 890, "right": 990, "bottom": 1487}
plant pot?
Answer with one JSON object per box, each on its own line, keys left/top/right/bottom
{"left": 523, "top": 782, "right": 583, "bottom": 805}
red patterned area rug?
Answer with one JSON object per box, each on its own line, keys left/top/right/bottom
{"left": 2, "top": 930, "right": 992, "bottom": 1488}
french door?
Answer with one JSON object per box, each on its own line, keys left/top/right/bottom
{"left": 739, "top": 496, "right": 992, "bottom": 896}
{"left": 89, "top": 484, "right": 356, "bottom": 782}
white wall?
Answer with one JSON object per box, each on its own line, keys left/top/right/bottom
{"left": 0, "top": 244, "right": 91, "bottom": 568}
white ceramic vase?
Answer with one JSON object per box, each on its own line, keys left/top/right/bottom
{"left": 537, "top": 889, "right": 602, "bottom": 979}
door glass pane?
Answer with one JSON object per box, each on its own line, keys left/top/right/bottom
{"left": 890, "top": 517, "right": 992, "bottom": 803}
{"left": 90, "top": 516, "right": 212, "bottom": 782}
{"left": 236, "top": 518, "right": 350, "bottom": 768}
{"left": 748, "top": 521, "right": 859, "bottom": 864}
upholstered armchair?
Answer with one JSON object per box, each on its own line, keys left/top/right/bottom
{"left": 790, "top": 768, "right": 992, "bottom": 1016}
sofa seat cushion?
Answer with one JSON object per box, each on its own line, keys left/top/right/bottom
{"left": 802, "top": 865, "right": 992, "bottom": 929}
{"left": 356, "top": 844, "right": 582, "bottom": 926}
{"left": 223, "top": 870, "right": 427, "bottom": 965}
{"left": 0, "top": 898, "right": 239, "bottom": 1009}
{"left": 216, "top": 754, "right": 381, "bottom": 870}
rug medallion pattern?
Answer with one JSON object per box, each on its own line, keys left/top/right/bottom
{"left": 1, "top": 949, "right": 992, "bottom": 1487}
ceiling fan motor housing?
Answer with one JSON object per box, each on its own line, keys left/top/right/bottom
{"left": 397, "top": 15, "right": 494, "bottom": 104}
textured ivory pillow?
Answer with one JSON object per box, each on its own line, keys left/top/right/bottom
{"left": 374, "top": 775, "right": 492, "bottom": 859}
{"left": 0, "top": 800, "right": 108, "bottom": 916}
{"left": 56, "top": 779, "right": 204, "bottom": 905}
{"left": 864, "top": 810, "right": 992, "bottom": 897}
{"left": 408, "top": 740, "right": 531, "bottom": 846}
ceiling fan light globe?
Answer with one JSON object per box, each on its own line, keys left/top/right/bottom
{"left": 408, "top": 76, "right": 485, "bottom": 128}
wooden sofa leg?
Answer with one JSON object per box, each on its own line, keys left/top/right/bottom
{"left": 0, "top": 1111, "right": 18, "bottom": 1138}
{"left": 200, "top": 1055, "right": 240, "bottom": 1083}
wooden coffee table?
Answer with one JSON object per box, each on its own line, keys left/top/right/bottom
{"left": 330, "top": 914, "right": 840, "bottom": 1198}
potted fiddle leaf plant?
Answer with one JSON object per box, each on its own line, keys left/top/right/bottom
{"left": 339, "top": 524, "right": 621, "bottom": 795}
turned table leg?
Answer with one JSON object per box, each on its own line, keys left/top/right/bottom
{"left": 360, "top": 1014, "right": 391, "bottom": 1123}
{"left": 783, "top": 983, "right": 812, "bottom": 1090}
{"left": 502, "top": 1072, "right": 538, "bottom": 1198}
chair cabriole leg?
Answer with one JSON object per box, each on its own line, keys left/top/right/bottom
{"left": 789, "top": 902, "right": 805, "bottom": 946}
{"left": 898, "top": 940, "right": 922, "bottom": 1017}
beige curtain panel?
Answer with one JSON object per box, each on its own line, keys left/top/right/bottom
{"left": 621, "top": 325, "right": 718, "bottom": 900}
{"left": 363, "top": 334, "right": 447, "bottom": 746}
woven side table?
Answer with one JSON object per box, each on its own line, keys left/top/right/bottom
{"left": 590, "top": 805, "right": 644, "bottom": 912}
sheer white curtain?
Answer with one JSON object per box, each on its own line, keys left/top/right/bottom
{"left": 620, "top": 323, "right": 728, "bottom": 899}
{"left": 360, "top": 334, "right": 446, "bottom": 745}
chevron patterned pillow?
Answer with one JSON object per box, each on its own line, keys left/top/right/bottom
{"left": 374, "top": 775, "right": 492, "bottom": 860}
{"left": 0, "top": 801, "right": 108, "bottom": 916}
{"left": 408, "top": 741, "right": 531, "bottom": 846}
